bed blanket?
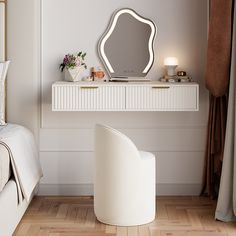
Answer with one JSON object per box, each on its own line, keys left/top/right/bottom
{"left": 0, "top": 124, "right": 43, "bottom": 202}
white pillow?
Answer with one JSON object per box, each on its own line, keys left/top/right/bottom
{"left": 0, "top": 61, "right": 10, "bottom": 126}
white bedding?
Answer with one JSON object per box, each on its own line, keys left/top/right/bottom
{"left": 0, "top": 144, "right": 11, "bottom": 192}
{"left": 0, "top": 124, "right": 43, "bottom": 202}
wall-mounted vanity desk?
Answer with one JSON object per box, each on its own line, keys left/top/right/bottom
{"left": 52, "top": 81, "right": 199, "bottom": 111}
{"left": 52, "top": 9, "right": 199, "bottom": 113}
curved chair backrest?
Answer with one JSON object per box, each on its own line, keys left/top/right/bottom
{"left": 94, "top": 124, "right": 156, "bottom": 226}
{"left": 95, "top": 124, "right": 142, "bottom": 216}
{"left": 95, "top": 124, "right": 140, "bottom": 163}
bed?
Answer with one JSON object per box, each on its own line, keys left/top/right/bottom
{"left": 0, "top": 2, "right": 43, "bottom": 234}
{"left": 0, "top": 124, "right": 43, "bottom": 236}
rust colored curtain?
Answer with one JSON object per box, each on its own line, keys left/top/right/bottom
{"left": 202, "top": 95, "right": 227, "bottom": 198}
{"left": 202, "top": 0, "right": 234, "bottom": 198}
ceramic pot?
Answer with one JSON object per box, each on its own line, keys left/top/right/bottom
{"left": 65, "top": 67, "right": 82, "bottom": 82}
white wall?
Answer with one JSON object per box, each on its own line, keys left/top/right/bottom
{"left": 7, "top": 0, "right": 40, "bottom": 138}
{"left": 7, "top": 0, "right": 208, "bottom": 195}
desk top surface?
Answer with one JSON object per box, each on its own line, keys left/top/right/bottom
{"left": 53, "top": 81, "right": 199, "bottom": 87}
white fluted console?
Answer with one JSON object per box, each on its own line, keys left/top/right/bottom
{"left": 52, "top": 81, "right": 199, "bottom": 111}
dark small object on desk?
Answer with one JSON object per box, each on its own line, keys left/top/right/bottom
{"left": 177, "top": 71, "right": 187, "bottom": 76}
{"left": 91, "top": 67, "right": 96, "bottom": 81}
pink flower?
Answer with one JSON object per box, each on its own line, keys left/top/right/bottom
{"left": 76, "top": 58, "right": 81, "bottom": 67}
{"left": 60, "top": 52, "right": 87, "bottom": 72}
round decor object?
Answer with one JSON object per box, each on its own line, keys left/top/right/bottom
{"left": 177, "top": 71, "right": 186, "bottom": 76}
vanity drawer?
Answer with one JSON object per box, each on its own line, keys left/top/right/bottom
{"left": 79, "top": 86, "right": 125, "bottom": 110}
{"left": 52, "top": 85, "right": 125, "bottom": 111}
{"left": 126, "top": 85, "right": 199, "bottom": 111}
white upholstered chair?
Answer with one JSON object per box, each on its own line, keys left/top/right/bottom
{"left": 94, "top": 124, "right": 156, "bottom": 226}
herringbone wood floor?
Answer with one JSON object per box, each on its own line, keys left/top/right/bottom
{"left": 13, "top": 196, "right": 236, "bottom": 236}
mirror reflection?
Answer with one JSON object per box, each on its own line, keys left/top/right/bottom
{"left": 98, "top": 8, "right": 156, "bottom": 80}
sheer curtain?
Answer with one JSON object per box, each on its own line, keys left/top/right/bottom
{"left": 215, "top": 1, "right": 236, "bottom": 221}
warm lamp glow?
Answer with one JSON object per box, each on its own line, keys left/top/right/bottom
{"left": 164, "top": 57, "right": 178, "bottom": 76}
{"left": 164, "top": 57, "right": 179, "bottom": 66}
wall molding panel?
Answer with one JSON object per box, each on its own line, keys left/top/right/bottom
{"left": 40, "top": 127, "right": 206, "bottom": 152}
{"left": 37, "top": 0, "right": 208, "bottom": 196}
{"left": 39, "top": 151, "right": 204, "bottom": 192}
{"left": 7, "top": 0, "right": 208, "bottom": 196}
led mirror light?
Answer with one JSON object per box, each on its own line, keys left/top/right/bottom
{"left": 98, "top": 8, "right": 156, "bottom": 78}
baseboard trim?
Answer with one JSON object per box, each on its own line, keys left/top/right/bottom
{"left": 156, "top": 183, "right": 202, "bottom": 196}
{"left": 38, "top": 183, "right": 202, "bottom": 196}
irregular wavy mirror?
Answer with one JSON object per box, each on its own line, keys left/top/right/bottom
{"left": 98, "top": 8, "right": 156, "bottom": 79}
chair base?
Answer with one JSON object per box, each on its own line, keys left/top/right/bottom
{"left": 96, "top": 215, "right": 155, "bottom": 227}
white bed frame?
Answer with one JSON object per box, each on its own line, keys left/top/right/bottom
{"left": 0, "top": 180, "right": 33, "bottom": 236}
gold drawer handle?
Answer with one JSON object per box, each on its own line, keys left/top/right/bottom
{"left": 80, "top": 86, "right": 98, "bottom": 89}
{"left": 152, "top": 86, "right": 170, "bottom": 89}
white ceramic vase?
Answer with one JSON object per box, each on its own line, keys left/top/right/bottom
{"left": 65, "top": 66, "right": 82, "bottom": 82}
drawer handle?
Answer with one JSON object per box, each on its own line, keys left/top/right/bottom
{"left": 152, "top": 86, "right": 170, "bottom": 89}
{"left": 80, "top": 86, "right": 98, "bottom": 89}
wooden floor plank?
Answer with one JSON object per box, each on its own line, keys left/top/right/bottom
{"left": 106, "top": 225, "right": 117, "bottom": 234}
{"left": 12, "top": 196, "right": 236, "bottom": 236}
{"left": 25, "top": 225, "right": 40, "bottom": 236}
{"left": 117, "top": 227, "right": 128, "bottom": 236}
{"left": 56, "top": 204, "right": 69, "bottom": 219}
{"left": 160, "top": 231, "right": 187, "bottom": 236}
{"left": 76, "top": 207, "right": 87, "bottom": 224}
{"left": 138, "top": 226, "right": 150, "bottom": 236}
{"left": 85, "top": 207, "right": 96, "bottom": 227}
{"left": 128, "top": 226, "right": 138, "bottom": 236}
{"left": 13, "top": 223, "right": 31, "bottom": 236}
{"left": 149, "top": 229, "right": 161, "bottom": 236}
{"left": 38, "top": 229, "right": 50, "bottom": 236}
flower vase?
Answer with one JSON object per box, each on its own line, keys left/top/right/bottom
{"left": 65, "top": 67, "right": 82, "bottom": 82}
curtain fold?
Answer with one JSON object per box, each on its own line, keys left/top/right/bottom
{"left": 202, "top": 0, "right": 234, "bottom": 198}
{"left": 202, "top": 95, "right": 227, "bottom": 198}
{"left": 215, "top": 0, "right": 236, "bottom": 222}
